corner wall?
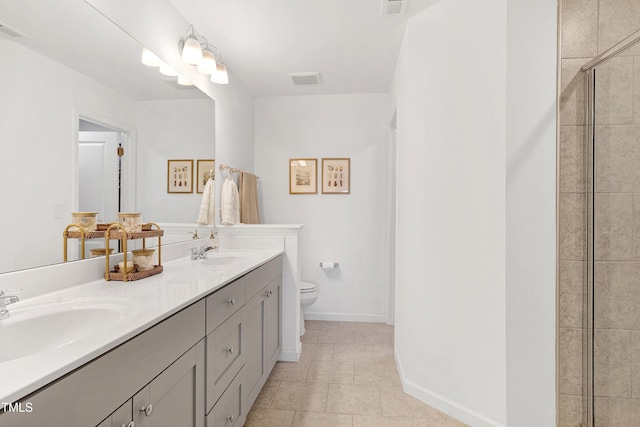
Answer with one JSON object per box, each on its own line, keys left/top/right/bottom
{"left": 391, "top": 0, "right": 557, "bottom": 425}
{"left": 392, "top": 1, "right": 508, "bottom": 424}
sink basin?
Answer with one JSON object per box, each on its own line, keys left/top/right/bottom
{"left": 0, "top": 298, "right": 131, "bottom": 363}
{"left": 203, "top": 252, "right": 260, "bottom": 266}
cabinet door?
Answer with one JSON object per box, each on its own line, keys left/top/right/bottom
{"left": 265, "top": 277, "right": 282, "bottom": 371}
{"left": 206, "top": 370, "right": 245, "bottom": 427}
{"left": 133, "top": 340, "right": 205, "bottom": 427}
{"left": 96, "top": 400, "right": 133, "bottom": 427}
{"left": 244, "top": 291, "right": 266, "bottom": 408}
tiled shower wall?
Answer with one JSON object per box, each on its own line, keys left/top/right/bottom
{"left": 559, "top": 0, "right": 640, "bottom": 425}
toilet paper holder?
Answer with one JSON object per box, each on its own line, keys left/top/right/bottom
{"left": 319, "top": 261, "right": 339, "bottom": 268}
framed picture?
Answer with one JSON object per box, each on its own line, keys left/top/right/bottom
{"left": 167, "top": 159, "right": 193, "bottom": 193}
{"left": 196, "top": 159, "right": 216, "bottom": 193}
{"left": 289, "top": 158, "right": 317, "bottom": 194}
{"left": 322, "top": 158, "right": 350, "bottom": 194}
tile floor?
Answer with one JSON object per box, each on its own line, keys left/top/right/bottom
{"left": 245, "top": 320, "right": 468, "bottom": 427}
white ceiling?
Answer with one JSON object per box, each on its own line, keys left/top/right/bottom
{"left": 169, "top": 0, "right": 442, "bottom": 97}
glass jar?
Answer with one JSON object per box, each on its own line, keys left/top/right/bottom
{"left": 117, "top": 212, "right": 142, "bottom": 233}
{"left": 132, "top": 248, "right": 155, "bottom": 271}
{"left": 71, "top": 212, "right": 98, "bottom": 231}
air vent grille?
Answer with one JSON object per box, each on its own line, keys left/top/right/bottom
{"left": 288, "top": 72, "right": 321, "bottom": 86}
{"left": 383, "top": 0, "right": 405, "bottom": 15}
{"left": 0, "top": 21, "right": 25, "bottom": 38}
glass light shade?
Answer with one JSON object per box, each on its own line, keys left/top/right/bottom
{"left": 197, "top": 50, "right": 217, "bottom": 75}
{"left": 211, "top": 62, "right": 229, "bottom": 84}
{"left": 181, "top": 36, "right": 202, "bottom": 65}
{"left": 141, "top": 47, "right": 161, "bottom": 67}
{"left": 159, "top": 62, "right": 178, "bottom": 77}
{"left": 177, "top": 75, "right": 193, "bottom": 86}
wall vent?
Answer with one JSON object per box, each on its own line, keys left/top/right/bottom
{"left": 383, "top": 0, "right": 406, "bottom": 15}
{"left": 288, "top": 72, "right": 321, "bottom": 86}
{"left": 0, "top": 21, "right": 26, "bottom": 38}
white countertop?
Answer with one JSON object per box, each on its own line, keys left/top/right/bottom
{"left": 0, "top": 248, "right": 283, "bottom": 403}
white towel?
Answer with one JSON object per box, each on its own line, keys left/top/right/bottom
{"left": 197, "top": 178, "right": 215, "bottom": 225}
{"left": 220, "top": 175, "right": 240, "bottom": 225}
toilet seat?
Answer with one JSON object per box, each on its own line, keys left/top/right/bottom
{"left": 300, "top": 281, "right": 316, "bottom": 293}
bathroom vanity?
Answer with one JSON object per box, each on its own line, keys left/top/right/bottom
{"left": 0, "top": 249, "right": 283, "bottom": 427}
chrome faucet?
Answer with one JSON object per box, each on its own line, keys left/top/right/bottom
{"left": 191, "top": 245, "right": 215, "bottom": 260}
{"left": 0, "top": 288, "right": 22, "bottom": 320}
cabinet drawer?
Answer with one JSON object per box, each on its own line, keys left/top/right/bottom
{"left": 206, "top": 369, "right": 245, "bottom": 427}
{"left": 245, "top": 256, "right": 282, "bottom": 300}
{"left": 206, "top": 277, "right": 246, "bottom": 334}
{"left": 206, "top": 309, "right": 246, "bottom": 412}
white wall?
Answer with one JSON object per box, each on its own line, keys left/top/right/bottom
{"left": 505, "top": 1, "right": 557, "bottom": 425}
{"left": 0, "top": 38, "right": 136, "bottom": 273}
{"left": 392, "top": 0, "right": 508, "bottom": 425}
{"left": 254, "top": 94, "right": 391, "bottom": 321}
{"left": 136, "top": 98, "right": 215, "bottom": 223}
{"left": 392, "top": 0, "right": 557, "bottom": 426}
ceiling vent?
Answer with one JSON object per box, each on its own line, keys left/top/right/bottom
{"left": 0, "top": 21, "right": 26, "bottom": 38}
{"left": 288, "top": 72, "right": 321, "bottom": 86}
{"left": 382, "top": 0, "right": 406, "bottom": 15}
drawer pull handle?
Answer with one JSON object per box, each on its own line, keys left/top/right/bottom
{"left": 140, "top": 404, "right": 153, "bottom": 417}
{"left": 228, "top": 298, "right": 235, "bottom": 306}
{"left": 120, "top": 422, "right": 135, "bottom": 427}
{"left": 265, "top": 290, "right": 273, "bottom": 298}
{"left": 227, "top": 346, "right": 234, "bottom": 355}
{"left": 227, "top": 414, "right": 235, "bottom": 422}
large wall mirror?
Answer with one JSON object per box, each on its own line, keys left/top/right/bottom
{"left": 0, "top": 0, "right": 215, "bottom": 274}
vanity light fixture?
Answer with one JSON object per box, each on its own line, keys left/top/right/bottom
{"left": 159, "top": 61, "right": 178, "bottom": 77}
{"left": 180, "top": 25, "right": 203, "bottom": 65}
{"left": 197, "top": 48, "right": 217, "bottom": 75}
{"left": 141, "top": 47, "right": 162, "bottom": 67}
{"left": 177, "top": 75, "right": 193, "bottom": 86}
{"left": 211, "top": 61, "right": 229, "bottom": 84}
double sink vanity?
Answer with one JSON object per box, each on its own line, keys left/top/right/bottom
{"left": 0, "top": 247, "right": 284, "bottom": 427}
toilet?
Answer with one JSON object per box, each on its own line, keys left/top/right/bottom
{"left": 299, "top": 281, "right": 318, "bottom": 336}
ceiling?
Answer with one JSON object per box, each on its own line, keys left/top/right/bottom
{"left": 0, "top": 0, "right": 441, "bottom": 101}
{"left": 169, "top": 0, "right": 442, "bottom": 97}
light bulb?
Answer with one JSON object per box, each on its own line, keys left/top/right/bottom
{"left": 141, "top": 47, "right": 161, "bottom": 67}
{"left": 211, "top": 62, "right": 229, "bottom": 84}
{"left": 181, "top": 36, "right": 202, "bottom": 65}
{"left": 197, "top": 50, "right": 217, "bottom": 75}
{"left": 159, "top": 62, "right": 178, "bottom": 77}
{"left": 177, "top": 75, "right": 193, "bottom": 86}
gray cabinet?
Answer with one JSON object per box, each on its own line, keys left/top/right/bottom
{"left": 133, "top": 340, "right": 205, "bottom": 427}
{"left": 244, "top": 273, "right": 282, "bottom": 409}
{"left": 0, "top": 255, "right": 283, "bottom": 427}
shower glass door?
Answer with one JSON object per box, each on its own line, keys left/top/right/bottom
{"left": 585, "top": 35, "right": 640, "bottom": 426}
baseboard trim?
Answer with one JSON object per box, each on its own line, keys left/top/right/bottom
{"left": 304, "top": 311, "right": 386, "bottom": 323}
{"left": 394, "top": 348, "right": 507, "bottom": 427}
{"left": 278, "top": 341, "right": 302, "bottom": 362}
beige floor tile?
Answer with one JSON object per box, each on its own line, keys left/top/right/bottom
{"left": 306, "top": 360, "right": 354, "bottom": 384}
{"left": 292, "top": 411, "right": 352, "bottom": 427}
{"left": 380, "top": 386, "right": 450, "bottom": 418}
{"left": 317, "top": 329, "right": 356, "bottom": 344}
{"left": 270, "top": 381, "right": 329, "bottom": 412}
{"left": 354, "top": 360, "right": 401, "bottom": 386}
{"left": 244, "top": 408, "right": 295, "bottom": 427}
{"left": 299, "top": 342, "right": 335, "bottom": 361}
{"left": 333, "top": 344, "right": 377, "bottom": 362}
{"left": 300, "top": 330, "right": 320, "bottom": 343}
{"left": 325, "top": 383, "right": 382, "bottom": 416}
{"left": 252, "top": 378, "right": 280, "bottom": 408}
{"left": 305, "top": 320, "right": 340, "bottom": 331}
{"left": 354, "top": 331, "right": 394, "bottom": 345}
{"left": 374, "top": 344, "right": 395, "bottom": 360}
{"left": 413, "top": 411, "right": 469, "bottom": 427}
{"left": 353, "top": 415, "right": 414, "bottom": 427}
{"left": 269, "top": 361, "right": 311, "bottom": 382}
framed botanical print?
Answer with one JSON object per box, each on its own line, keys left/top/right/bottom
{"left": 289, "top": 158, "right": 317, "bottom": 194}
{"left": 167, "top": 159, "right": 193, "bottom": 193}
{"left": 322, "top": 158, "right": 350, "bottom": 194}
{"left": 196, "top": 159, "right": 215, "bottom": 193}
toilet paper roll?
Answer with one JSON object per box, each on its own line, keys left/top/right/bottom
{"left": 319, "top": 261, "right": 339, "bottom": 269}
